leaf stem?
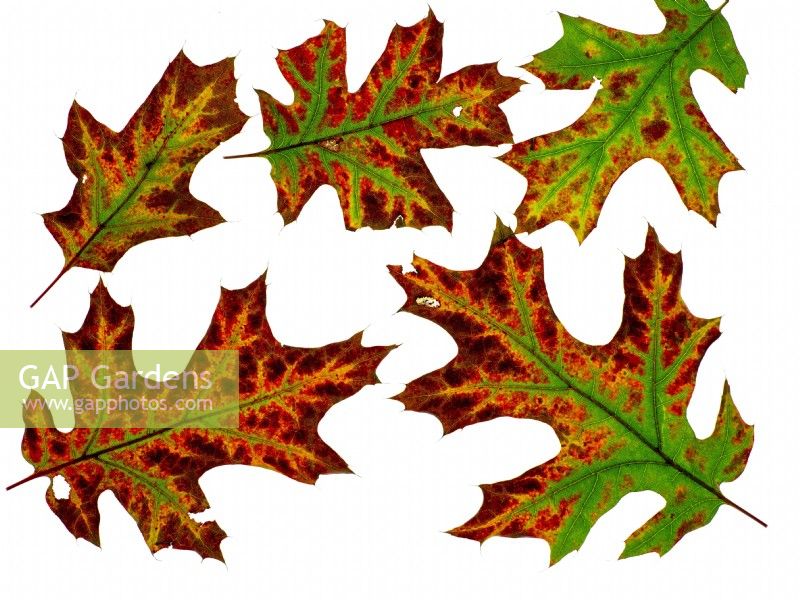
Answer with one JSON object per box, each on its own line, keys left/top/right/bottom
{"left": 224, "top": 150, "right": 267, "bottom": 160}
{"left": 720, "top": 492, "right": 767, "bottom": 528}
{"left": 6, "top": 471, "right": 44, "bottom": 491}
{"left": 29, "top": 265, "right": 70, "bottom": 308}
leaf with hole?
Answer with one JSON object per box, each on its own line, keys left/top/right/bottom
{"left": 232, "top": 11, "right": 520, "bottom": 230}
{"left": 15, "top": 277, "right": 386, "bottom": 560}
{"left": 392, "top": 229, "right": 759, "bottom": 564}
{"left": 34, "top": 51, "right": 246, "bottom": 306}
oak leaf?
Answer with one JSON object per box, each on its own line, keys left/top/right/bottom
{"left": 232, "top": 12, "right": 520, "bottom": 230}
{"left": 14, "top": 276, "right": 386, "bottom": 560}
{"left": 505, "top": 0, "right": 746, "bottom": 241}
{"left": 393, "top": 230, "right": 758, "bottom": 564}
{"left": 33, "top": 51, "right": 246, "bottom": 306}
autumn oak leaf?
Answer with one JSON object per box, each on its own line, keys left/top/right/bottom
{"left": 33, "top": 51, "right": 247, "bottom": 306}
{"left": 14, "top": 276, "right": 386, "bottom": 560}
{"left": 506, "top": 0, "right": 746, "bottom": 241}
{"left": 393, "top": 230, "right": 759, "bottom": 564}
{"left": 231, "top": 12, "right": 520, "bottom": 230}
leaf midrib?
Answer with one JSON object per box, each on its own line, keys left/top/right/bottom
{"left": 262, "top": 95, "right": 483, "bottom": 156}
{"left": 10, "top": 367, "right": 368, "bottom": 490}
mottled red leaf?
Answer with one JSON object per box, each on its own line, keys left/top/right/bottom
{"left": 33, "top": 51, "right": 246, "bottom": 306}
{"left": 14, "top": 276, "right": 386, "bottom": 560}
{"left": 230, "top": 12, "right": 520, "bottom": 230}
{"left": 392, "top": 230, "right": 759, "bottom": 564}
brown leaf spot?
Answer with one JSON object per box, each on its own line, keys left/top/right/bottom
{"left": 642, "top": 119, "right": 670, "bottom": 144}
{"left": 676, "top": 511, "right": 706, "bottom": 542}
{"left": 663, "top": 9, "right": 689, "bottom": 33}
{"left": 534, "top": 494, "right": 580, "bottom": 533}
{"left": 605, "top": 70, "right": 639, "bottom": 102}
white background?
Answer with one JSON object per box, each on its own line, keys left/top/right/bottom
{"left": 1, "top": 0, "right": 798, "bottom": 598}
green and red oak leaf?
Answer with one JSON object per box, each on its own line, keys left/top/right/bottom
{"left": 506, "top": 0, "right": 746, "bottom": 241}
{"left": 33, "top": 51, "right": 246, "bottom": 307}
{"left": 16, "top": 276, "right": 386, "bottom": 560}
{"left": 392, "top": 230, "right": 755, "bottom": 564}
{"left": 235, "top": 12, "right": 520, "bottom": 230}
